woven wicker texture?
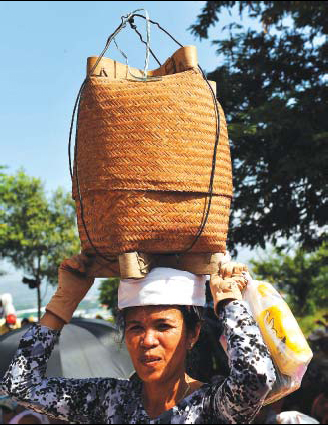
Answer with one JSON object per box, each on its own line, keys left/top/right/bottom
{"left": 76, "top": 190, "right": 231, "bottom": 255}
{"left": 73, "top": 57, "right": 233, "bottom": 255}
{"left": 74, "top": 69, "right": 232, "bottom": 196}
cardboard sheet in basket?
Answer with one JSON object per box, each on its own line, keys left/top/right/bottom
{"left": 69, "top": 11, "right": 233, "bottom": 274}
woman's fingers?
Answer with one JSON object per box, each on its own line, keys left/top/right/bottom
{"left": 220, "top": 263, "right": 234, "bottom": 279}
{"left": 220, "top": 262, "right": 248, "bottom": 279}
{"left": 61, "top": 254, "right": 93, "bottom": 274}
{"left": 232, "top": 263, "right": 248, "bottom": 276}
{"left": 234, "top": 276, "right": 248, "bottom": 292}
{"left": 222, "top": 276, "right": 246, "bottom": 291}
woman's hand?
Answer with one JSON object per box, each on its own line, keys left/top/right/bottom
{"left": 44, "top": 254, "right": 95, "bottom": 326}
{"left": 210, "top": 261, "right": 249, "bottom": 315}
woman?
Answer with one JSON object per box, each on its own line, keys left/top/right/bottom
{"left": 1, "top": 254, "right": 276, "bottom": 424}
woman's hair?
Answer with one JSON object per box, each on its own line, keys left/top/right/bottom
{"left": 116, "top": 303, "right": 229, "bottom": 382}
{"left": 177, "top": 305, "right": 205, "bottom": 334}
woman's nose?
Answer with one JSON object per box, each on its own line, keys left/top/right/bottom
{"left": 140, "top": 329, "right": 158, "bottom": 348}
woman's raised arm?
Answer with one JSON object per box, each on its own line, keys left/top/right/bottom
{"left": 1, "top": 321, "right": 125, "bottom": 423}
{"left": 207, "top": 264, "right": 276, "bottom": 424}
{"left": 0, "top": 254, "right": 127, "bottom": 423}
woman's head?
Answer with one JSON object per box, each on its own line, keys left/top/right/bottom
{"left": 121, "top": 305, "right": 204, "bottom": 384}
{"left": 117, "top": 267, "right": 206, "bottom": 383}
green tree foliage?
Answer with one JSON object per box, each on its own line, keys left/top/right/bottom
{"left": 0, "top": 169, "right": 80, "bottom": 286}
{"left": 99, "top": 277, "right": 120, "bottom": 318}
{"left": 251, "top": 243, "right": 328, "bottom": 316}
{"left": 191, "top": 1, "right": 328, "bottom": 251}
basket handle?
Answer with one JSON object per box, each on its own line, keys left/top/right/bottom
{"left": 69, "top": 11, "right": 221, "bottom": 260}
{"left": 87, "top": 45, "right": 200, "bottom": 80}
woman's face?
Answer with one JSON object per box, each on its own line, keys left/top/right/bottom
{"left": 124, "top": 306, "right": 199, "bottom": 384}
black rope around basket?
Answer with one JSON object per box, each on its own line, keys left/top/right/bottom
{"left": 68, "top": 11, "right": 221, "bottom": 261}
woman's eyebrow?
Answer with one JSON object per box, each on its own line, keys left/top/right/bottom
{"left": 126, "top": 320, "right": 142, "bottom": 326}
{"left": 153, "top": 318, "right": 174, "bottom": 324}
{"left": 126, "top": 318, "right": 174, "bottom": 326}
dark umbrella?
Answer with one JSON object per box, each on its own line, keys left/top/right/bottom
{"left": 0, "top": 318, "right": 134, "bottom": 380}
{"left": 1, "top": 307, "right": 230, "bottom": 384}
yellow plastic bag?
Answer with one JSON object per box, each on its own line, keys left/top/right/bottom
{"left": 242, "top": 275, "right": 313, "bottom": 404}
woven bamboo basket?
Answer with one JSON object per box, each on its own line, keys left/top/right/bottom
{"left": 73, "top": 45, "right": 233, "bottom": 256}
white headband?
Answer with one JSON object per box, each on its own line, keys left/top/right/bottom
{"left": 118, "top": 267, "right": 207, "bottom": 309}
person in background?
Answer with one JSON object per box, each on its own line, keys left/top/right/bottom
{"left": 0, "top": 294, "right": 19, "bottom": 336}
{"left": 0, "top": 299, "right": 4, "bottom": 319}
{"left": 311, "top": 392, "right": 328, "bottom": 424}
{"left": 315, "top": 314, "right": 328, "bottom": 334}
{"left": 20, "top": 318, "right": 31, "bottom": 328}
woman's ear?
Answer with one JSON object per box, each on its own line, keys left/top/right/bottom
{"left": 188, "top": 323, "right": 201, "bottom": 349}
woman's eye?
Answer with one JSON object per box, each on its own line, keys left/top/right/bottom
{"left": 129, "top": 326, "right": 142, "bottom": 332}
{"left": 157, "top": 324, "right": 171, "bottom": 331}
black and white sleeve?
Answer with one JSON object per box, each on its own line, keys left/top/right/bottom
{"left": 1, "top": 324, "right": 121, "bottom": 424}
{"left": 206, "top": 301, "right": 276, "bottom": 424}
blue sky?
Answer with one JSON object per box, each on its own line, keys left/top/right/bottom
{"left": 0, "top": 1, "right": 264, "bottom": 300}
{"left": 0, "top": 1, "right": 262, "bottom": 192}
{"left": 0, "top": 1, "right": 231, "bottom": 192}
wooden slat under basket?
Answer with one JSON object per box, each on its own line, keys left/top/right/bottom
{"left": 73, "top": 45, "right": 233, "bottom": 263}
{"left": 86, "top": 251, "right": 227, "bottom": 279}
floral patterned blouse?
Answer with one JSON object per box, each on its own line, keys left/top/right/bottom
{"left": 1, "top": 301, "right": 276, "bottom": 424}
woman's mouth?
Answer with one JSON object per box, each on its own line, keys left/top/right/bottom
{"left": 140, "top": 356, "right": 162, "bottom": 367}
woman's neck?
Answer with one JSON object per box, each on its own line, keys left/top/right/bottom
{"left": 142, "top": 372, "right": 190, "bottom": 419}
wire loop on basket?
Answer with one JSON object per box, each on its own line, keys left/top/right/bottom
{"left": 68, "top": 11, "right": 223, "bottom": 262}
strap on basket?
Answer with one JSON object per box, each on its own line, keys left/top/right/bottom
{"left": 68, "top": 10, "right": 221, "bottom": 262}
